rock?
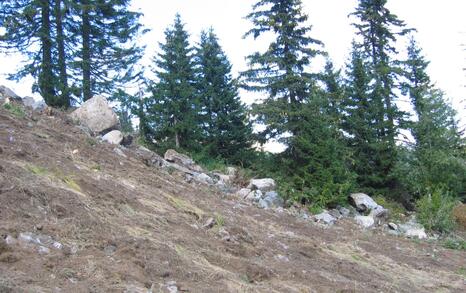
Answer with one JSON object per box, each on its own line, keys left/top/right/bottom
{"left": 136, "top": 146, "right": 166, "bottom": 168}
{"left": 193, "top": 173, "right": 214, "bottom": 185}
{"left": 245, "top": 190, "right": 262, "bottom": 202}
{"left": 203, "top": 217, "right": 215, "bottom": 229}
{"left": 369, "top": 205, "right": 389, "bottom": 220}
{"left": 314, "top": 212, "right": 336, "bottom": 225}
{"left": 37, "top": 246, "right": 50, "bottom": 254}
{"left": 21, "top": 96, "right": 46, "bottom": 111}
{"left": 164, "top": 149, "right": 203, "bottom": 172}
{"left": 247, "top": 178, "right": 276, "bottom": 192}
{"left": 388, "top": 222, "right": 398, "bottom": 231}
{"left": 5, "top": 235, "right": 16, "bottom": 246}
{"left": 349, "top": 193, "right": 379, "bottom": 212}
{"left": 258, "top": 191, "right": 284, "bottom": 209}
{"left": 236, "top": 188, "right": 251, "bottom": 199}
{"left": 0, "top": 85, "right": 21, "bottom": 101}
{"left": 102, "top": 130, "right": 123, "bottom": 145}
{"left": 69, "top": 95, "right": 119, "bottom": 134}
{"left": 226, "top": 167, "right": 237, "bottom": 176}
{"left": 339, "top": 207, "right": 351, "bottom": 217}
{"left": 329, "top": 209, "right": 342, "bottom": 219}
{"left": 355, "top": 215, "right": 375, "bottom": 228}
{"left": 399, "top": 220, "right": 427, "bottom": 239}
{"left": 113, "top": 147, "right": 127, "bottom": 158}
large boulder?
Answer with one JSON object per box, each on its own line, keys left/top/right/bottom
{"left": 164, "top": 149, "right": 203, "bottom": 172}
{"left": 0, "top": 85, "right": 21, "bottom": 101}
{"left": 247, "top": 178, "right": 276, "bottom": 192}
{"left": 102, "top": 130, "right": 123, "bottom": 145}
{"left": 355, "top": 215, "right": 375, "bottom": 228}
{"left": 349, "top": 193, "right": 379, "bottom": 212}
{"left": 69, "top": 95, "right": 119, "bottom": 134}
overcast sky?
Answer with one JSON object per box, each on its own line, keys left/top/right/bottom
{"left": 1, "top": 0, "right": 465, "bottom": 128}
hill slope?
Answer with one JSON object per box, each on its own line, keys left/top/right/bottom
{"left": 0, "top": 105, "right": 465, "bottom": 292}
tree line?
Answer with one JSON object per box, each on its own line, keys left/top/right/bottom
{"left": 1, "top": 0, "right": 464, "bottom": 207}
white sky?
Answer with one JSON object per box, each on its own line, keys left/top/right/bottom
{"left": 1, "top": 0, "right": 465, "bottom": 129}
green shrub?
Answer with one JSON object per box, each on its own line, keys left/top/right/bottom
{"left": 3, "top": 103, "right": 25, "bottom": 118}
{"left": 416, "top": 186, "right": 457, "bottom": 233}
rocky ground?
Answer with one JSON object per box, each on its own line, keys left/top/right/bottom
{"left": 0, "top": 97, "right": 465, "bottom": 292}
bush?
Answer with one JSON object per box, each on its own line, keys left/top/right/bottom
{"left": 416, "top": 186, "right": 457, "bottom": 233}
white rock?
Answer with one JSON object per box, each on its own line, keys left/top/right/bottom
{"left": 226, "top": 167, "right": 237, "bottom": 176}
{"left": 102, "top": 130, "right": 123, "bottom": 145}
{"left": 355, "top": 215, "right": 375, "bottom": 228}
{"left": 245, "top": 190, "right": 262, "bottom": 202}
{"left": 236, "top": 188, "right": 251, "bottom": 198}
{"left": 349, "top": 193, "right": 380, "bottom": 212}
{"left": 193, "top": 173, "right": 214, "bottom": 185}
{"left": 164, "top": 149, "right": 203, "bottom": 172}
{"left": 258, "top": 191, "right": 284, "bottom": 209}
{"left": 38, "top": 246, "right": 50, "bottom": 254}
{"left": 339, "top": 207, "right": 351, "bottom": 217}
{"left": 388, "top": 222, "right": 398, "bottom": 230}
{"left": 247, "top": 178, "right": 276, "bottom": 192}
{"left": 314, "top": 212, "right": 336, "bottom": 225}
{"left": 69, "top": 95, "right": 119, "bottom": 134}
{"left": 399, "top": 220, "right": 428, "bottom": 239}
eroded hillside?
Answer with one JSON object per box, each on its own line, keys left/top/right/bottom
{"left": 0, "top": 104, "right": 465, "bottom": 292}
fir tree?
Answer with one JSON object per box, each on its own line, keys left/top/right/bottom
{"left": 147, "top": 14, "right": 198, "bottom": 150}
{"left": 350, "top": 0, "right": 412, "bottom": 192}
{"left": 194, "top": 28, "right": 253, "bottom": 164}
{"left": 401, "top": 38, "right": 466, "bottom": 198}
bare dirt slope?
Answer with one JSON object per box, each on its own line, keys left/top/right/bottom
{"left": 0, "top": 106, "right": 465, "bottom": 293}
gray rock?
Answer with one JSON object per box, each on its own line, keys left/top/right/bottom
{"left": 236, "top": 188, "right": 251, "bottom": 199}
{"left": 37, "top": 246, "right": 50, "bottom": 254}
{"left": 354, "top": 215, "right": 375, "bottom": 228}
{"left": 203, "top": 217, "right": 215, "bottom": 229}
{"left": 102, "top": 130, "right": 123, "bottom": 145}
{"left": 247, "top": 178, "right": 276, "bottom": 192}
{"left": 69, "top": 95, "right": 119, "bottom": 134}
{"left": 0, "top": 85, "right": 21, "bottom": 100}
{"left": 245, "top": 190, "right": 262, "bottom": 202}
{"left": 261, "top": 191, "right": 284, "bottom": 208}
{"left": 193, "top": 173, "right": 214, "bottom": 185}
{"left": 369, "top": 205, "right": 389, "bottom": 220}
{"left": 136, "top": 146, "right": 166, "bottom": 168}
{"left": 398, "top": 220, "right": 427, "bottom": 239}
{"left": 339, "top": 207, "right": 351, "bottom": 217}
{"left": 329, "top": 209, "right": 342, "bottom": 219}
{"left": 22, "top": 96, "right": 46, "bottom": 111}
{"left": 164, "top": 149, "right": 203, "bottom": 172}
{"left": 314, "top": 212, "right": 336, "bottom": 225}
{"left": 349, "top": 193, "right": 379, "bottom": 212}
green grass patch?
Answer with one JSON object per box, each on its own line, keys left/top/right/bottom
{"left": 373, "top": 195, "right": 406, "bottom": 221}
{"left": 456, "top": 267, "right": 466, "bottom": 278}
{"left": 167, "top": 195, "right": 204, "bottom": 220}
{"left": 3, "top": 103, "right": 25, "bottom": 118}
{"left": 60, "top": 176, "right": 81, "bottom": 192}
{"left": 442, "top": 237, "right": 466, "bottom": 251}
{"left": 215, "top": 213, "right": 225, "bottom": 227}
{"left": 26, "top": 164, "right": 49, "bottom": 176}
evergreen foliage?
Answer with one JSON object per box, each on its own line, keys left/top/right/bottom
{"left": 194, "top": 28, "right": 253, "bottom": 164}
{"left": 146, "top": 14, "right": 199, "bottom": 150}
{"left": 349, "top": 0, "right": 412, "bottom": 193}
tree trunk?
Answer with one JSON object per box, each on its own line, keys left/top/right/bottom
{"left": 174, "top": 117, "right": 180, "bottom": 148}
{"left": 81, "top": 0, "right": 92, "bottom": 101}
{"left": 54, "top": 0, "right": 70, "bottom": 107}
{"left": 39, "top": 0, "right": 55, "bottom": 105}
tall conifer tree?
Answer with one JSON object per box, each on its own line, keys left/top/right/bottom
{"left": 147, "top": 14, "right": 198, "bottom": 150}
{"left": 195, "top": 28, "right": 253, "bottom": 163}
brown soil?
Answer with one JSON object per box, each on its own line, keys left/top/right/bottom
{"left": 0, "top": 104, "right": 465, "bottom": 292}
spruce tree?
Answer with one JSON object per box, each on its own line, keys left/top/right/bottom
{"left": 350, "top": 0, "right": 411, "bottom": 192}
{"left": 147, "top": 14, "right": 198, "bottom": 150}
{"left": 401, "top": 38, "right": 466, "bottom": 198}
{"left": 194, "top": 28, "right": 253, "bottom": 163}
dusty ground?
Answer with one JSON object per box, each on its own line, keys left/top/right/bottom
{"left": 0, "top": 104, "right": 465, "bottom": 293}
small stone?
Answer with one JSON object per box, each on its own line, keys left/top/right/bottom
{"left": 203, "top": 217, "right": 215, "bottom": 229}
{"left": 339, "top": 207, "right": 351, "bottom": 217}
{"left": 72, "top": 149, "right": 79, "bottom": 155}
{"left": 247, "top": 178, "right": 276, "bottom": 192}
{"left": 52, "top": 242, "right": 63, "bottom": 250}
{"left": 5, "top": 235, "right": 16, "bottom": 245}
{"left": 314, "top": 212, "right": 336, "bottom": 225}
{"left": 38, "top": 246, "right": 50, "bottom": 254}
{"left": 388, "top": 222, "right": 398, "bottom": 231}
{"left": 355, "top": 215, "right": 375, "bottom": 228}
{"left": 329, "top": 209, "right": 342, "bottom": 219}
{"left": 102, "top": 130, "right": 124, "bottom": 145}
{"left": 193, "top": 173, "right": 214, "bottom": 185}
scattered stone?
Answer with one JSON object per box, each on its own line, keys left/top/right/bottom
{"left": 69, "top": 95, "right": 119, "bottom": 134}
{"left": 314, "top": 212, "right": 336, "bottom": 225}
{"left": 236, "top": 188, "right": 251, "bottom": 199}
{"left": 5, "top": 235, "right": 16, "bottom": 246}
{"left": 329, "top": 209, "right": 342, "bottom": 219}
{"left": 193, "top": 173, "right": 214, "bottom": 185}
{"left": 22, "top": 96, "right": 46, "bottom": 111}
{"left": 355, "top": 215, "right": 375, "bottom": 228}
{"left": 165, "top": 281, "right": 178, "bottom": 293}
{"left": 388, "top": 222, "right": 398, "bottom": 231}
{"left": 349, "top": 193, "right": 379, "bottom": 212}
{"left": 102, "top": 130, "right": 123, "bottom": 145}
{"left": 398, "top": 220, "right": 428, "bottom": 239}
{"left": 339, "top": 207, "right": 351, "bottom": 217}
{"left": 37, "top": 246, "right": 50, "bottom": 254}
{"left": 258, "top": 191, "right": 284, "bottom": 209}
{"left": 72, "top": 149, "right": 79, "bottom": 155}
{"left": 369, "top": 205, "right": 389, "bottom": 220}
{"left": 136, "top": 146, "right": 166, "bottom": 168}
{"left": 247, "top": 178, "right": 276, "bottom": 192}
{"left": 104, "top": 244, "right": 117, "bottom": 256}
{"left": 245, "top": 190, "right": 262, "bottom": 203}
{"left": 164, "top": 149, "right": 203, "bottom": 172}
{"left": 203, "top": 217, "right": 215, "bottom": 229}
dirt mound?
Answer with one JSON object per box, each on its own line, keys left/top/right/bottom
{"left": 0, "top": 105, "right": 465, "bottom": 292}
